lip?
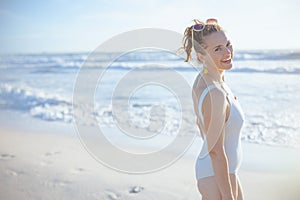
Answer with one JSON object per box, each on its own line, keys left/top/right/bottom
{"left": 221, "top": 58, "right": 232, "bottom": 64}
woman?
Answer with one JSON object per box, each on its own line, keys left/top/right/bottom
{"left": 182, "top": 19, "right": 245, "bottom": 200}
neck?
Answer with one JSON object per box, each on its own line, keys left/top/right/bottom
{"left": 204, "top": 65, "right": 225, "bottom": 83}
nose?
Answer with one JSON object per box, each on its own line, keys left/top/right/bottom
{"left": 224, "top": 46, "right": 232, "bottom": 55}
{"left": 225, "top": 47, "right": 231, "bottom": 54}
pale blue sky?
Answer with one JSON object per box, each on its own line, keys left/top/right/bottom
{"left": 1, "top": 0, "right": 299, "bottom": 54}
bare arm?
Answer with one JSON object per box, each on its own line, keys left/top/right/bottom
{"left": 204, "top": 89, "right": 234, "bottom": 200}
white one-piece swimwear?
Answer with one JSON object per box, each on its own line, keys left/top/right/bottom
{"left": 195, "top": 83, "right": 245, "bottom": 180}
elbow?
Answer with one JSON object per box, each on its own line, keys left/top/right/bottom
{"left": 209, "top": 147, "right": 226, "bottom": 160}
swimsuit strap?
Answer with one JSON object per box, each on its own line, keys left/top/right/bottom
{"left": 198, "top": 83, "right": 225, "bottom": 125}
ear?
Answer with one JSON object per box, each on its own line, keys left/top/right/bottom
{"left": 196, "top": 53, "right": 205, "bottom": 63}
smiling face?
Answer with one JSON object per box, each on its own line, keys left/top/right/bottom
{"left": 201, "top": 31, "right": 233, "bottom": 72}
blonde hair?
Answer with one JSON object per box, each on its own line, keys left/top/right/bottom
{"left": 182, "top": 19, "right": 223, "bottom": 62}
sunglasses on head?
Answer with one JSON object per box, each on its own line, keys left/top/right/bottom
{"left": 191, "top": 18, "right": 218, "bottom": 32}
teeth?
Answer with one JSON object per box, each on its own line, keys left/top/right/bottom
{"left": 222, "top": 58, "right": 231, "bottom": 62}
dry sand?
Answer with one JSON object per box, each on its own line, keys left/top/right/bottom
{"left": 1, "top": 123, "right": 300, "bottom": 200}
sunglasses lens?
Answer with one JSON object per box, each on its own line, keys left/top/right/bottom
{"left": 193, "top": 23, "right": 204, "bottom": 31}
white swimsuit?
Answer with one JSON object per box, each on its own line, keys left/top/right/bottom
{"left": 195, "top": 83, "right": 245, "bottom": 180}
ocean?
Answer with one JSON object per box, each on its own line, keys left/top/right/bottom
{"left": 1, "top": 49, "right": 300, "bottom": 148}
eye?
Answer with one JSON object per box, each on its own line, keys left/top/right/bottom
{"left": 226, "top": 42, "right": 232, "bottom": 47}
{"left": 214, "top": 47, "right": 221, "bottom": 52}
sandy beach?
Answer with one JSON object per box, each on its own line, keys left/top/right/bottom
{"left": 1, "top": 112, "right": 300, "bottom": 200}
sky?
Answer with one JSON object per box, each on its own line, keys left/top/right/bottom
{"left": 0, "top": 0, "right": 299, "bottom": 54}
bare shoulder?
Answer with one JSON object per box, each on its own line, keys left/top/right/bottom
{"left": 209, "top": 87, "right": 226, "bottom": 99}
{"left": 203, "top": 86, "right": 227, "bottom": 107}
{"left": 193, "top": 73, "right": 226, "bottom": 104}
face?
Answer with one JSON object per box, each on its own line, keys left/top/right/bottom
{"left": 200, "top": 31, "right": 233, "bottom": 71}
